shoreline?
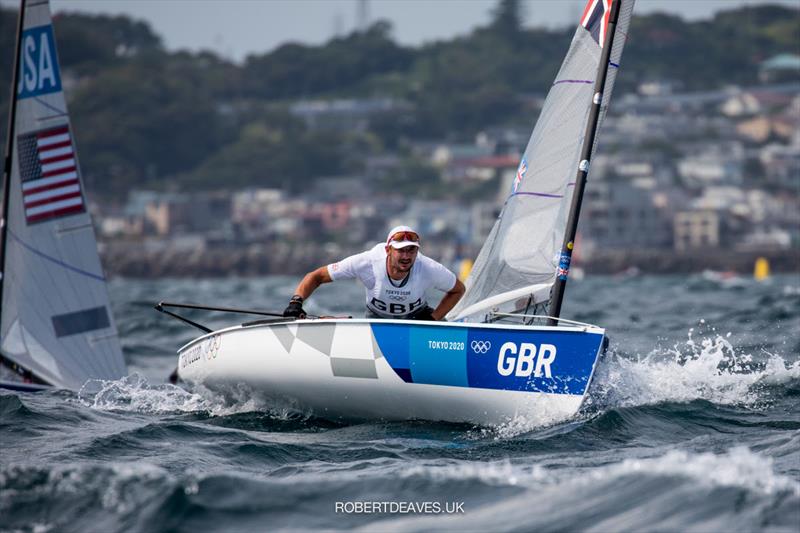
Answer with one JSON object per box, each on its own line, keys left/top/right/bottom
{"left": 99, "top": 244, "right": 800, "bottom": 278}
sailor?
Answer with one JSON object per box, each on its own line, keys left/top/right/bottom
{"left": 283, "top": 226, "right": 465, "bottom": 320}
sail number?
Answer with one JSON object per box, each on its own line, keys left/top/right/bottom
{"left": 17, "top": 25, "right": 62, "bottom": 99}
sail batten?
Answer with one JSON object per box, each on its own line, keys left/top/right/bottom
{"left": 450, "top": 0, "right": 635, "bottom": 322}
{"left": 0, "top": 0, "right": 126, "bottom": 389}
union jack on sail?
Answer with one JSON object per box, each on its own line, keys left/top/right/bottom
{"left": 512, "top": 157, "right": 527, "bottom": 194}
{"left": 580, "top": 0, "right": 614, "bottom": 47}
{"left": 17, "top": 125, "right": 85, "bottom": 224}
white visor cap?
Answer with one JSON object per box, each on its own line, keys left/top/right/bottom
{"left": 386, "top": 225, "right": 421, "bottom": 249}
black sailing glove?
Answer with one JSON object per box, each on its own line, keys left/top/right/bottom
{"left": 283, "top": 296, "right": 307, "bottom": 319}
{"left": 412, "top": 307, "right": 437, "bottom": 321}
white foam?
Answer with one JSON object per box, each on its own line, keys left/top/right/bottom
{"left": 590, "top": 329, "right": 800, "bottom": 409}
{"left": 5, "top": 523, "right": 56, "bottom": 533}
{"left": 78, "top": 373, "right": 295, "bottom": 418}
{"left": 781, "top": 284, "right": 800, "bottom": 296}
{"left": 483, "top": 411, "right": 571, "bottom": 439}
{"left": 600, "top": 447, "right": 800, "bottom": 496}
{"left": 261, "top": 457, "right": 541, "bottom": 487}
{"left": 401, "top": 459, "right": 545, "bottom": 487}
{"left": 393, "top": 448, "right": 799, "bottom": 497}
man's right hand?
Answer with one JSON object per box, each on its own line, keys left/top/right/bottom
{"left": 283, "top": 296, "right": 307, "bottom": 319}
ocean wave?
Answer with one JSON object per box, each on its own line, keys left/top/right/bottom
{"left": 77, "top": 373, "right": 308, "bottom": 420}
{"left": 380, "top": 446, "right": 799, "bottom": 496}
{"left": 0, "top": 394, "right": 33, "bottom": 420}
{"left": 588, "top": 328, "right": 800, "bottom": 411}
{"left": 600, "top": 446, "right": 800, "bottom": 496}
{"left": 352, "top": 446, "right": 800, "bottom": 533}
{"left": 782, "top": 284, "right": 800, "bottom": 297}
{"left": 2, "top": 445, "right": 795, "bottom": 533}
{"left": 429, "top": 325, "right": 800, "bottom": 440}
{"left": 0, "top": 461, "right": 180, "bottom": 533}
{"left": 236, "top": 444, "right": 800, "bottom": 499}
{"left": 401, "top": 458, "right": 543, "bottom": 487}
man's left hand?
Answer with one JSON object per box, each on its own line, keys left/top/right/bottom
{"left": 283, "top": 296, "right": 307, "bottom": 319}
{"left": 413, "top": 307, "right": 437, "bottom": 321}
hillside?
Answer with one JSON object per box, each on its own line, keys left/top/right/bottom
{"left": 0, "top": 2, "right": 797, "bottom": 201}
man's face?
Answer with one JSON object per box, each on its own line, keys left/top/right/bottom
{"left": 386, "top": 245, "right": 418, "bottom": 273}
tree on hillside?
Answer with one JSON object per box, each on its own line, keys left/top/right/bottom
{"left": 69, "top": 57, "right": 230, "bottom": 197}
{"left": 54, "top": 13, "right": 162, "bottom": 75}
{"left": 181, "top": 118, "right": 347, "bottom": 193}
{"left": 242, "top": 20, "right": 413, "bottom": 99}
{"left": 619, "top": 5, "right": 800, "bottom": 90}
{"left": 489, "top": 0, "right": 525, "bottom": 44}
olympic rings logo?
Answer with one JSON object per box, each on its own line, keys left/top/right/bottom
{"left": 471, "top": 340, "right": 492, "bottom": 354}
{"left": 204, "top": 334, "right": 221, "bottom": 360}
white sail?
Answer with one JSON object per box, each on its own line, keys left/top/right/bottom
{"left": 450, "top": 0, "right": 635, "bottom": 322}
{"left": 0, "top": 0, "right": 126, "bottom": 389}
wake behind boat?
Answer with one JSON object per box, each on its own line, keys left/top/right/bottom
{"left": 0, "top": 0, "right": 126, "bottom": 390}
{"left": 168, "top": 0, "right": 636, "bottom": 426}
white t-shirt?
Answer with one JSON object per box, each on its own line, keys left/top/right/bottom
{"left": 327, "top": 243, "right": 457, "bottom": 318}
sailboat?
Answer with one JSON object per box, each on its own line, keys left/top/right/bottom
{"left": 0, "top": 0, "right": 127, "bottom": 391}
{"left": 169, "top": 0, "right": 636, "bottom": 425}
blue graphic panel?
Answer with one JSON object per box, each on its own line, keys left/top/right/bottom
{"left": 467, "top": 329, "right": 603, "bottom": 394}
{"left": 371, "top": 323, "right": 411, "bottom": 381}
{"left": 409, "top": 326, "right": 468, "bottom": 387}
{"left": 370, "top": 322, "right": 603, "bottom": 395}
{"left": 17, "top": 25, "right": 62, "bottom": 99}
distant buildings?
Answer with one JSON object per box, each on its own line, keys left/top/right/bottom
{"left": 95, "top": 82, "right": 800, "bottom": 274}
{"left": 583, "top": 179, "right": 674, "bottom": 250}
{"left": 674, "top": 211, "right": 720, "bottom": 251}
{"left": 289, "top": 97, "right": 411, "bottom": 132}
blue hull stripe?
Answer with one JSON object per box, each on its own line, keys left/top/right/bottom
{"left": 371, "top": 323, "right": 603, "bottom": 395}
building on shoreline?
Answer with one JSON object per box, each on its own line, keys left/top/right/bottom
{"left": 95, "top": 83, "right": 800, "bottom": 277}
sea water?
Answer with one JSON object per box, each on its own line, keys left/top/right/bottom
{"left": 1, "top": 274, "right": 799, "bottom": 532}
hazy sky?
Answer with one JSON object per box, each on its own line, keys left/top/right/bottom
{"left": 4, "top": 0, "right": 798, "bottom": 62}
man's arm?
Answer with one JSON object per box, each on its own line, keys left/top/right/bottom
{"left": 292, "top": 266, "right": 333, "bottom": 300}
{"left": 431, "top": 279, "right": 466, "bottom": 321}
{"left": 284, "top": 266, "right": 333, "bottom": 318}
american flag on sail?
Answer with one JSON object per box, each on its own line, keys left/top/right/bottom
{"left": 580, "top": 0, "right": 613, "bottom": 47}
{"left": 17, "top": 126, "right": 85, "bottom": 224}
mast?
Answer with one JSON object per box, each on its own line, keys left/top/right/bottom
{"left": 548, "top": 0, "right": 623, "bottom": 325}
{"left": 0, "top": 0, "right": 27, "bottom": 333}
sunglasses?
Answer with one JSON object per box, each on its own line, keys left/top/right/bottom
{"left": 388, "top": 231, "right": 420, "bottom": 244}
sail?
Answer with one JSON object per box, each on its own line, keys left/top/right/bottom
{"left": 450, "top": 0, "right": 635, "bottom": 322}
{"left": 0, "top": 0, "right": 126, "bottom": 389}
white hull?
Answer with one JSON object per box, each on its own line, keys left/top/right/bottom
{"left": 177, "top": 319, "right": 605, "bottom": 426}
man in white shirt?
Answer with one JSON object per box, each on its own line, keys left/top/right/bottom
{"left": 283, "top": 225, "right": 465, "bottom": 320}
